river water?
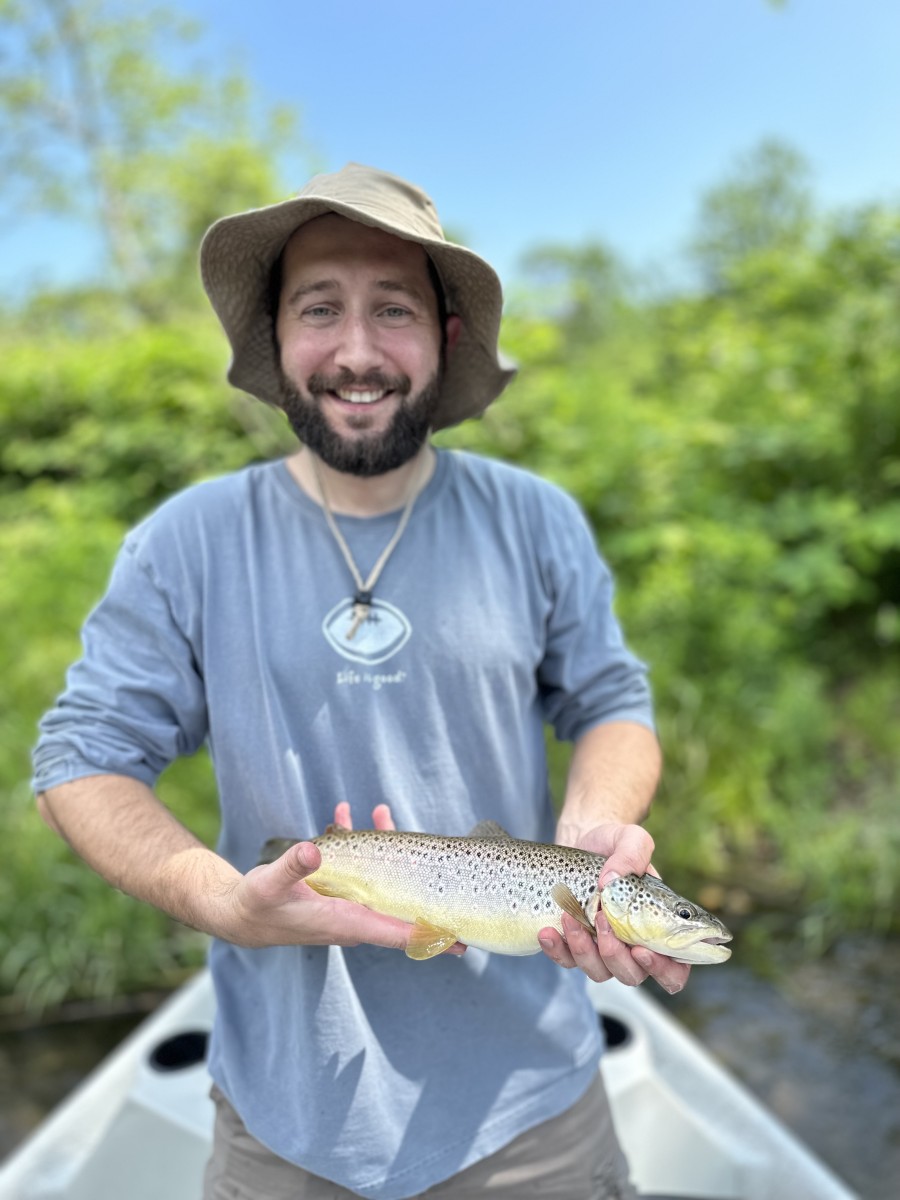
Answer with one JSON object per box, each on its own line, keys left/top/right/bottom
{"left": 1, "top": 938, "right": 897, "bottom": 1197}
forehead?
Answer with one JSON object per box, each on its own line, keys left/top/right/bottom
{"left": 281, "top": 214, "right": 432, "bottom": 286}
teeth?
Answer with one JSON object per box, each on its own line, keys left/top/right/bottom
{"left": 336, "top": 389, "right": 385, "bottom": 404}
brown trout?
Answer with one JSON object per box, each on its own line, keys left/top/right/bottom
{"left": 260, "top": 822, "right": 733, "bottom": 964}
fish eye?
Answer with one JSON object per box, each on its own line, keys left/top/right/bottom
{"left": 676, "top": 905, "right": 696, "bottom": 921}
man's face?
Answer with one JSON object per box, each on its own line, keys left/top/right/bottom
{"left": 275, "top": 214, "right": 451, "bottom": 476}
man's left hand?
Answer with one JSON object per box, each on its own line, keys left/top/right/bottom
{"left": 538, "top": 823, "right": 691, "bottom": 995}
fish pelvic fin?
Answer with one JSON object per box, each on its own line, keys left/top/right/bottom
{"left": 551, "top": 883, "right": 596, "bottom": 934}
{"left": 466, "top": 820, "right": 512, "bottom": 839}
{"left": 406, "top": 919, "right": 461, "bottom": 961}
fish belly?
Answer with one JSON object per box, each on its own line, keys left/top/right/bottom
{"left": 309, "top": 845, "right": 577, "bottom": 955}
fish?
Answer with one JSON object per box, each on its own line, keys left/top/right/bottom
{"left": 260, "top": 822, "right": 733, "bottom": 965}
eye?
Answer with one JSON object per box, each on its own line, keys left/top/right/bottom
{"left": 676, "top": 905, "right": 696, "bottom": 921}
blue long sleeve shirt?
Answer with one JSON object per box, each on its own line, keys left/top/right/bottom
{"left": 33, "top": 449, "right": 654, "bottom": 1198}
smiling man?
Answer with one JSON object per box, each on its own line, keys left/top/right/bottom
{"left": 275, "top": 215, "right": 460, "bottom": 480}
{"left": 33, "top": 164, "right": 684, "bottom": 1200}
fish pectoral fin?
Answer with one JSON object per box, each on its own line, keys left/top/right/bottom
{"left": 405, "top": 919, "right": 461, "bottom": 961}
{"left": 466, "top": 820, "right": 512, "bottom": 839}
{"left": 551, "top": 883, "right": 595, "bottom": 934}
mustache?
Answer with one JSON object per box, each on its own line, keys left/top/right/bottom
{"left": 307, "top": 369, "right": 412, "bottom": 397}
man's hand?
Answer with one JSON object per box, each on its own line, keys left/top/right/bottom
{"left": 226, "top": 802, "right": 466, "bottom": 956}
{"left": 538, "top": 822, "right": 691, "bottom": 995}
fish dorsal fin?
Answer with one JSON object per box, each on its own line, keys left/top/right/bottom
{"left": 466, "top": 820, "right": 513, "bottom": 839}
{"left": 406, "top": 919, "right": 461, "bottom": 960}
{"left": 551, "top": 883, "right": 596, "bottom": 934}
{"left": 322, "top": 823, "right": 352, "bottom": 836}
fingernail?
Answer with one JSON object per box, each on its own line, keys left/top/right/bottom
{"left": 599, "top": 871, "right": 620, "bottom": 887}
{"left": 539, "top": 937, "right": 554, "bottom": 951}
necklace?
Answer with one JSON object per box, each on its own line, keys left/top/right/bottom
{"left": 310, "top": 452, "right": 430, "bottom": 641}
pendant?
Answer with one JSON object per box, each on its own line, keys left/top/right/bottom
{"left": 346, "top": 589, "right": 373, "bottom": 641}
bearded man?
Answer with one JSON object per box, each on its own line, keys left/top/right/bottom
{"left": 34, "top": 164, "right": 687, "bottom": 1199}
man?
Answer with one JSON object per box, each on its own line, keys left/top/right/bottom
{"left": 34, "top": 164, "right": 689, "bottom": 1199}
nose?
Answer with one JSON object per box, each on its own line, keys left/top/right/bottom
{"left": 332, "top": 314, "right": 384, "bottom": 376}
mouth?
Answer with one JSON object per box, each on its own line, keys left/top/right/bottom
{"left": 332, "top": 388, "right": 393, "bottom": 406}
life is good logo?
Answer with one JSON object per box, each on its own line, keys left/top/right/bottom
{"left": 322, "top": 598, "right": 412, "bottom": 665}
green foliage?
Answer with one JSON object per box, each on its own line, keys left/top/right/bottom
{"left": 689, "top": 138, "right": 814, "bottom": 288}
{"left": 0, "top": 0, "right": 306, "bottom": 312}
{"left": 0, "top": 320, "right": 291, "bottom": 1011}
{"left": 1, "top": 131, "right": 898, "bottom": 1007}
{"left": 445, "top": 191, "right": 900, "bottom": 953}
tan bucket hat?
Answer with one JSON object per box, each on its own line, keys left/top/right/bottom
{"left": 200, "top": 163, "right": 517, "bottom": 430}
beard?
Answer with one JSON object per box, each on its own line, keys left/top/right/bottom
{"left": 277, "top": 365, "right": 442, "bottom": 477}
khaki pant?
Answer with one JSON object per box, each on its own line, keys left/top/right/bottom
{"left": 203, "top": 1075, "right": 638, "bottom": 1199}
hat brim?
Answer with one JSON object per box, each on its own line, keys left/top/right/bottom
{"left": 200, "top": 194, "right": 517, "bottom": 431}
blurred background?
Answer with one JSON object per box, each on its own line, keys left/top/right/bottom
{"left": 0, "top": 1, "right": 897, "bottom": 1195}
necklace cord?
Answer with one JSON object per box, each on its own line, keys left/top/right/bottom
{"left": 309, "top": 447, "right": 431, "bottom": 638}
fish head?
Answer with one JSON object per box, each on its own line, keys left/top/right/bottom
{"left": 600, "top": 874, "right": 733, "bottom": 965}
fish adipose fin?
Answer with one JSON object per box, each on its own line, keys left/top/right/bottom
{"left": 466, "top": 820, "right": 513, "bottom": 839}
{"left": 406, "top": 919, "right": 461, "bottom": 960}
{"left": 551, "top": 883, "right": 595, "bottom": 934}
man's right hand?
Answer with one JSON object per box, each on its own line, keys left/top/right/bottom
{"left": 229, "top": 802, "right": 467, "bottom": 954}
{"left": 224, "top": 832, "right": 418, "bottom": 951}
{"left": 38, "top": 778, "right": 465, "bottom": 956}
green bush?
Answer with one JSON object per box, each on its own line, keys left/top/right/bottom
{"left": 2, "top": 202, "right": 898, "bottom": 1008}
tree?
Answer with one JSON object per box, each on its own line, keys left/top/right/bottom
{"left": 517, "top": 241, "right": 630, "bottom": 349}
{"left": 0, "top": 0, "right": 306, "bottom": 315}
{"left": 689, "top": 139, "right": 814, "bottom": 288}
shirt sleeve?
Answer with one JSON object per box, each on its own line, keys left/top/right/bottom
{"left": 536, "top": 495, "right": 655, "bottom": 743}
{"left": 32, "top": 536, "right": 209, "bottom": 793}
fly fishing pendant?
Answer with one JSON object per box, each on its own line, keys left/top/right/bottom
{"left": 311, "top": 452, "right": 429, "bottom": 642}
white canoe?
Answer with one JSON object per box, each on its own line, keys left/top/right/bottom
{"left": 0, "top": 969, "right": 855, "bottom": 1199}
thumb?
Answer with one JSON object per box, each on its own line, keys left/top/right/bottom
{"left": 597, "top": 825, "right": 654, "bottom": 887}
{"left": 274, "top": 840, "right": 322, "bottom": 886}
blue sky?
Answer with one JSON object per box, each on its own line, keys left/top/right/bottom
{"left": 6, "top": 0, "right": 899, "bottom": 293}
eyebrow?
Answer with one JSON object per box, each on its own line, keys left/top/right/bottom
{"left": 284, "top": 277, "right": 427, "bottom": 309}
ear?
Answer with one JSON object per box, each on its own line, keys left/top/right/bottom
{"left": 445, "top": 314, "right": 463, "bottom": 354}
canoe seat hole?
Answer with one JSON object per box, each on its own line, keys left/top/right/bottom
{"left": 598, "top": 1014, "right": 632, "bottom": 1052}
{"left": 148, "top": 1030, "right": 209, "bottom": 1072}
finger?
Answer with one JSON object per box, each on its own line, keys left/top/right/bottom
{"left": 632, "top": 948, "right": 691, "bottom": 995}
{"left": 333, "top": 801, "right": 352, "bottom": 829}
{"left": 278, "top": 840, "right": 321, "bottom": 884}
{"left": 372, "top": 804, "right": 396, "bottom": 831}
{"left": 592, "top": 912, "right": 650, "bottom": 987}
{"left": 538, "top": 926, "right": 579, "bottom": 970}
{"left": 559, "top": 914, "right": 619, "bottom": 984}
{"left": 596, "top": 825, "right": 655, "bottom": 888}
{"left": 243, "top": 841, "right": 322, "bottom": 907}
